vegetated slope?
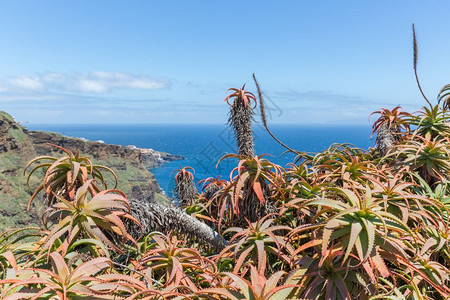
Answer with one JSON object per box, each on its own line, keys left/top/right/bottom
{"left": 0, "top": 110, "right": 181, "bottom": 230}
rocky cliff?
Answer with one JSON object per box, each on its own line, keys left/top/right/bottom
{"left": 0, "top": 111, "right": 183, "bottom": 230}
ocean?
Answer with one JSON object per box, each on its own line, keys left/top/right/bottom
{"left": 26, "top": 123, "right": 374, "bottom": 197}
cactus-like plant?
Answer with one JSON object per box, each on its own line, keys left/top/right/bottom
{"left": 224, "top": 84, "right": 257, "bottom": 157}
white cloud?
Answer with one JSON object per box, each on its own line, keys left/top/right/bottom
{"left": 41, "top": 72, "right": 66, "bottom": 82}
{"left": 9, "top": 77, "right": 44, "bottom": 91}
{"left": 77, "top": 79, "right": 109, "bottom": 93}
{"left": 72, "top": 72, "right": 168, "bottom": 93}
{"left": 0, "top": 71, "right": 169, "bottom": 94}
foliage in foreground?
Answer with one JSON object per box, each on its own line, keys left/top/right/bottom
{"left": 1, "top": 83, "right": 449, "bottom": 299}
{"left": 1, "top": 29, "right": 449, "bottom": 299}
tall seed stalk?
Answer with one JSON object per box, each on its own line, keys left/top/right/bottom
{"left": 253, "top": 74, "right": 299, "bottom": 155}
{"left": 412, "top": 23, "right": 432, "bottom": 108}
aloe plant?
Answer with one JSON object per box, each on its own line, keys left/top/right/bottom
{"left": 217, "top": 215, "right": 294, "bottom": 274}
{"left": 438, "top": 83, "right": 450, "bottom": 110}
{"left": 216, "top": 154, "right": 282, "bottom": 223}
{"left": 370, "top": 106, "right": 411, "bottom": 155}
{"left": 0, "top": 252, "right": 114, "bottom": 299}
{"left": 410, "top": 105, "right": 450, "bottom": 139}
{"left": 136, "top": 233, "right": 216, "bottom": 289}
{"left": 224, "top": 84, "right": 257, "bottom": 157}
{"left": 197, "top": 265, "right": 298, "bottom": 300}
{"left": 24, "top": 143, "right": 117, "bottom": 208}
{"left": 39, "top": 180, "right": 139, "bottom": 256}
{"left": 385, "top": 134, "right": 450, "bottom": 184}
{"left": 172, "top": 166, "right": 197, "bottom": 207}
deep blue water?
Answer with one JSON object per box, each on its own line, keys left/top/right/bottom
{"left": 27, "top": 123, "right": 374, "bottom": 196}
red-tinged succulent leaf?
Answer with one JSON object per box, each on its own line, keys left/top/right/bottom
{"left": 234, "top": 171, "right": 249, "bottom": 211}
{"left": 224, "top": 84, "right": 257, "bottom": 109}
{"left": 26, "top": 183, "right": 44, "bottom": 210}
{"left": 293, "top": 239, "right": 322, "bottom": 256}
{"left": 255, "top": 239, "right": 266, "bottom": 273}
{"left": 49, "top": 252, "right": 70, "bottom": 282}
{"left": 0, "top": 250, "right": 18, "bottom": 271}
{"left": 232, "top": 246, "right": 253, "bottom": 273}
{"left": 71, "top": 257, "right": 112, "bottom": 281}
{"left": 371, "top": 247, "right": 390, "bottom": 278}
{"left": 253, "top": 181, "right": 265, "bottom": 205}
{"left": 321, "top": 218, "right": 341, "bottom": 257}
{"left": 343, "top": 221, "right": 363, "bottom": 263}
{"left": 223, "top": 271, "right": 256, "bottom": 298}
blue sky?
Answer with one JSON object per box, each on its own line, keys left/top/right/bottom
{"left": 0, "top": 1, "right": 449, "bottom": 124}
